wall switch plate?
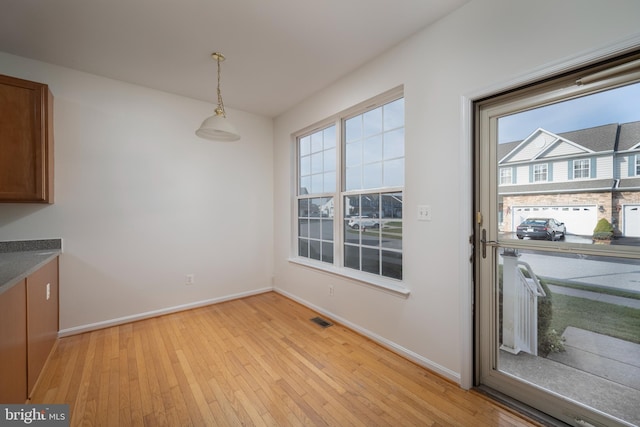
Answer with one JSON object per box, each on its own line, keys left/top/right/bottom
{"left": 418, "top": 205, "right": 432, "bottom": 221}
{"left": 46, "top": 283, "right": 51, "bottom": 300}
{"left": 329, "top": 285, "right": 334, "bottom": 296}
{"left": 186, "top": 274, "right": 195, "bottom": 285}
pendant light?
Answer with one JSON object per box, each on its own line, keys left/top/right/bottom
{"left": 196, "top": 52, "right": 240, "bottom": 141}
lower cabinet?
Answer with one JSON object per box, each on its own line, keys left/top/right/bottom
{"left": 0, "top": 279, "right": 28, "bottom": 403}
{"left": 27, "top": 257, "right": 59, "bottom": 394}
{"left": 0, "top": 257, "right": 59, "bottom": 403}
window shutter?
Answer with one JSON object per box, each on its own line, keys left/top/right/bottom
{"left": 630, "top": 154, "right": 637, "bottom": 177}
{"left": 548, "top": 163, "right": 553, "bottom": 181}
{"left": 512, "top": 166, "right": 517, "bottom": 184}
{"left": 568, "top": 159, "right": 573, "bottom": 180}
{"left": 590, "top": 157, "right": 597, "bottom": 178}
{"left": 529, "top": 165, "right": 533, "bottom": 183}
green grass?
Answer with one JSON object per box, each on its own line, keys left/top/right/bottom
{"left": 549, "top": 293, "right": 640, "bottom": 344}
{"left": 542, "top": 278, "right": 640, "bottom": 300}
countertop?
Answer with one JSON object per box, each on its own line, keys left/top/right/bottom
{"left": 0, "top": 239, "right": 62, "bottom": 296}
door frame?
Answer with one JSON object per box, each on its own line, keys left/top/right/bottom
{"left": 458, "top": 34, "right": 640, "bottom": 391}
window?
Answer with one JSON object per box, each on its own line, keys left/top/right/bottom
{"left": 533, "top": 163, "right": 548, "bottom": 182}
{"left": 636, "top": 155, "right": 640, "bottom": 176}
{"left": 295, "top": 90, "right": 404, "bottom": 283}
{"left": 573, "top": 159, "right": 590, "bottom": 179}
{"left": 297, "top": 126, "right": 336, "bottom": 264}
{"left": 298, "top": 197, "right": 334, "bottom": 263}
{"left": 499, "top": 168, "right": 512, "bottom": 185}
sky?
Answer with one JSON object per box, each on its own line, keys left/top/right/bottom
{"left": 498, "top": 81, "right": 640, "bottom": 144}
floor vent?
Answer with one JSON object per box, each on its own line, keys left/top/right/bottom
{"left": 310, "top": 316, "right": 333, "bottom": 328}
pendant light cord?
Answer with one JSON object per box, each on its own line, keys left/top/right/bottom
{"left": 216, "top": 56, "right": 226, "bottom": 117}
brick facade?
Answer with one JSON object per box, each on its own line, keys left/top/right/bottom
{"left": 499, "top": 191, "right": 640, "bottom": 235}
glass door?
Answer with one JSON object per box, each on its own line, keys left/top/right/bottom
{"left": 475, "top": 56, "right": 640, "bottom": 427}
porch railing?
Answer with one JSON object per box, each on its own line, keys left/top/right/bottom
{"left": 501, "top": 251, "right": 546, "bottom": 356}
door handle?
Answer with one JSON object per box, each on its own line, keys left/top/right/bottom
{"left": 480, "top": 229, "right": 498, "bottom": 259}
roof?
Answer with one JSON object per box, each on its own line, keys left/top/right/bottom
{"left": 617, "top": 121, "right": 640, "bottom": 151}
{"left": 499, "top": 121, "right": 640, "bottom": 162}
{"left": 556, "top": 123, "right": 618, "bottom": 152}
{"left": 617, "top": 176, "right": 640, "bottom": 190}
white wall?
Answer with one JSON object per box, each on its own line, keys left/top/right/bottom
{"left": 0, "top": 52, "right": 274, "bottom": 333}
{"left": 273, "top": 0, "right": 640, "bottom": 384}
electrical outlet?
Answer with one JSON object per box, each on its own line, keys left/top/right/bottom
{"left": 185, "top": 274, "right": 195, "bottom": 285}
{"left": 329, "top": 285, "right": 334, "bottom": 296}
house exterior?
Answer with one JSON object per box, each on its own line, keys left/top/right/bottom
{"left": 499, "top": 121, "right": 640, "bottom": 237}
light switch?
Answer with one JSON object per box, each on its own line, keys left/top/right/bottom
{"left": 418, "top": 205, "right": 432, "bottom": 221}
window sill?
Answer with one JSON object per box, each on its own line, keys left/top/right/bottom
{"left": 287, "top": 257, "right": 410, "bottom": 298}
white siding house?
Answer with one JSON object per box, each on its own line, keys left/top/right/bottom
{"left": 499, "top": 122, "right": 640, "bottom": 236}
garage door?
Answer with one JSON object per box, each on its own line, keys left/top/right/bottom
{"left": 623, "top": 205, "right": 640, "bottom": 237}
{"left": 512, "top": 205, "right": 597, "bottom": 236}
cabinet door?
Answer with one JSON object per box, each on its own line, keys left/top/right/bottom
{"left": 0, "top": 280, "right": 28, "bottom": 403}
{"left": 0, "top": 74, "right": 54, "bottom": 203}
{"left": 26, "top": 257, "right": 59, "bottom": 395}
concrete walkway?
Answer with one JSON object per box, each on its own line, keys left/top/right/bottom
{"left": 547, "top": 327, "right": 640, "bottom": 391}
{"left": 500, "top": 327, "right": 640, "bottom": 426}
{"left": 499, "top": 285, "right": 640, "bottom": 425}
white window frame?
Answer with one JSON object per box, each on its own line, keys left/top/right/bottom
{"left": 636, "top": 155, "right": 640, "bottom": 176}
{"left": 499, "top": 167, "right": 512, "bottom": 185}
{"left": 573, "top": 158, "right": 590, "bottom": 179}
{"left": 291, "top": 87, "right": 408, "bottom": 296}
{"left": 533, "top": 163, "right": 548, "bottom": 182}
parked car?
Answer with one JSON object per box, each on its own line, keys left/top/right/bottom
{"left": 516, "top": 218, "right": 566, "bottom": 241}
{"left": 347, "top": 217, "right": 379, "bottom": 230}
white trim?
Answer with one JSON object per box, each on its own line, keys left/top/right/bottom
{"left": 465, "top": 34, "right": 640, "bottom": 102}
{"left": 274, "top": 287, "right": 459, "bottom": 383}
{"left": 288, "top": 257, "right": 410, "bottom": 297}
{"left": 460, "top": 33, "right": 640, "bottom": 391}
{"left": 459, "top": 94, "right": 474, "bottom": 390}
{"left": 58, "top": 287, "right": 273, "bottom": 337}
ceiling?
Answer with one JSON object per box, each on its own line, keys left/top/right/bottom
{"left": 0, "top": 0, "right": 469, "bottom": 118}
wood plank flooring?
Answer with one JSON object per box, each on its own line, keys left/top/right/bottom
{"left": 30, "top": 292, "right": 540, "bottom": 426}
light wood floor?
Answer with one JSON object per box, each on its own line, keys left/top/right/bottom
{"left": 31, "top": 292, "right": 540, "bottom": 426}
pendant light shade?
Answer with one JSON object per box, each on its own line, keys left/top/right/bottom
{"left": 196, "top": 52, "right": 240, "bottom": 142}
{"left": 196, "top": 111, "right": 240, "bottom": 141}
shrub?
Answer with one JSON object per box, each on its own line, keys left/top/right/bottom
{"left": 592, "top": 218, "right": 614, "bottom": 240}
{"left": 537, "top": 279, "right": 564, "bottom": 356}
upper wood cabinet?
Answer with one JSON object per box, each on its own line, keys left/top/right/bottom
{"left": 0, "top": 74, "right": 54, "bottom": 203}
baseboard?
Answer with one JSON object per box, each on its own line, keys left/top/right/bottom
{"left": 58, "top": 287, "right": 273, "bottom": 337}
{"left": 274, "top": 288, "right": 461, "bottom": 384}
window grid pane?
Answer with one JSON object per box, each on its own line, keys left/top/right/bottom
{"left": 500, "top": 168, "right": 512, "bottom": 185}
{"left": 345, "top": 100, "right": 405, "bottom": 192}
{"left": 574, "top": 159, "right": 589, "bottom": 179}
{"left": 533, "top": 164, "right": 548, "bottom": 182}
{"left": 297, "top": 196, "right": 334, "bottom": 263}
{"left": 298, "top": 125, "right": 337, "bottom": 196}
{"left": 343, "top": 191, "right": 402, "bottom": 279}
